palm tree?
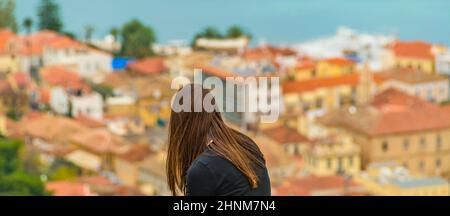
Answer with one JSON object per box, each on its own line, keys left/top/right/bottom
{"left": 23, "top": 17, "right": 33, "bottom": 35}
{"left": 110, "top": 27, "right": 119, "bottom": 42}
{"left": 84, "top": 25, "right": 95, "bottom": 43}
{"left": 22, "top": 17, "right": 35, "bottom": 79}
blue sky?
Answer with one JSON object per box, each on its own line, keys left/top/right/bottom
{"left": 14, "top": 0, "right": 450, "bottom": 45}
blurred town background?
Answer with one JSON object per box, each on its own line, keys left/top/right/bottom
{"left": 1, "top": 0, "right": 450, "bottom": 196}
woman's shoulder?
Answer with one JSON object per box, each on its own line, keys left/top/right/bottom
{"left": 192, "top": 148, "right": 232, "bottom": 171}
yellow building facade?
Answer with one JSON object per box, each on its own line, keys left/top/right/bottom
{"left": 302, "top": 135, "right": 361, "bottom": 176}
{"left": 395, "top": 57, "right": 434, "bottom": 74}
{"left": 316, "top": 58, "right": 355, "bottom": 78}
{"left": 355, "top": 162, "right": 449, "bottom": 196}
{"left": 348, "top": 129, "right": 450, "bottom": 178}
{"left": 0, "top": 54, "right": 21, "bottom": 74}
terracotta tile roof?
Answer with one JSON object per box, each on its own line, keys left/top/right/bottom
{"left": 11, "top": 72, "right": 29, "bottom": 87}
{"left": 41, "top": 66, "right": 90, "bottom": 92}
{"left": 295, "top": 56, "right": 316, "bottom": 70}
{"left": 46, "top": 181, "right": 95, "bottom": 196}
{"left": 378, "top": 68, "right": 447, "bottom": 84}
{"left": 7, "top": 30, "right": 62, "bottom": 55}
{"left": 39, "top": 88, "right": 51, "bottom": 103}
{"left": 118, "top": 144, "right": 152, "bottom": 163}
{"left": 0, "top": 73, "right": 30, "bottom": 96}
{"left": 242, "top": 45, "right": 296, "bottom": 60}
{"left": 283, "top": 73, "right": 385, "bottom": 94}
{"left": 70, "top": 129, "right": 129, "bottom": 155}
{"left": 22, "top": 114, "right": 88, "bottom": 142}
{"left": 0, "top": 29, "right": 16, "bottom": 54}
{"left": 320, "top": 88, "right": 450, "bottom": 136}
{"left": 75, "top": 115, "right": 105, "bottom": 128}
{"left": 391, "top": 40, "right": 434, "bottom": 60}
{"left": 195, "top": 64, "right": 236, "bottom": 79}
{"left": 5, "top": 118, "right": 23, "bottom": 138}
{"left": 262, "top": 125, "right": 310, "bottom": 144}
{"left": 47, "top": 36, "right": 86, "bottom": 50}
{"left": 79, "top": 176, "right": 115, "bottom": 186}
{"left": 197, "top": 64, "right": 279, "bottom": 80}
{"left": 101, "top": 71, "right": 131, "bottom": 87}
{"left": 126, "top": 57, "right": 167, "bottom": 75}
{"left": 322, "top": 57, "right": 356, "bottom": 66}
{"left": 0, "top": 79, "right": 11, "bottom": 95}
{"left": 275, "top": 175, "right": 360, "bottom": 196}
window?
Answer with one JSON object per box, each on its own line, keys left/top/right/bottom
{"left": 439, "top": 87, "right": 445, "bottom": 97}
{"left": 436, "top": 158, "right": 442, "bottom": 168}
{"left": 427, "top": 89, "right": 433, "bottom": 101}
{"left": 382, "top": 141, "right": 389, "bottom": 152}
{"left": 418, "top": 161, "right": 425, "bottom": 171}
{"left": 403, "top": 139, "right": 410, "bottom": 151}
{"left": 327, "top": 159, "right": 332, "bottom": 169}
{"left": 315, "top": 98, "right": 323, "bottom": 109}
{"left": 348, "top": 156, "right": 353, "bottom": 166}
{"left": 420, "top": 137, "right": 427, "bottom": 149}
{"left": 436, "top": 135, "right": 442, "bottom": 150}
{"left": 403, "top": 162, "right": 408, "bottom": 169}
{"left": 302, "top": 102, "right": 310, "bottom": 112}
{"left": 338, "top": 157, "right": 343, "bottom": 171}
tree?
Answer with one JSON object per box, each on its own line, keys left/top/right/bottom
{"left": 0, "top": 0, "right": 18, "bottom": 32}
{"left": 22, "top": 17, "right": 33, "bottom": 35}
{"left": 199, "top": 26, "right": 223, "bottom": 38}
{"left": 62, "top": 31, "right": 76, "bottom": 39}
{"left": 191, "top": 26, "right": 223, "bottom": 47}
{"left": 0, "top": 138, "right": 48, "bottom": 196}
{"left": 37, "top": 0, "right": 63, "bottom": 32}
{"left": 49, "top": 166, "right": 79, "bottom": 181}
{"left": 0, "top": 138, "right": 22, "bottom": 175}
{"left": 226, "top": 25, "right": 252, "bottom": 40}
{"left": 120, "top": 19, "right": 156, "bottom": 58}
{"left": 47, "top": 158, "right": 80, "bottom": 181}
{"left": 84, "top": 25, "right": 95, "bottom": 42}
{"left": 90, "top": 82, "right": 114, "bottom": 99}
{"left": 110, "top": 27, "right": 120, "bottom": 41}
{"left": 0, "top": 172, "right": 48, "bottom": 195}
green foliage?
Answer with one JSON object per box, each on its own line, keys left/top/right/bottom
{"left": 226, "top": 25, "right": 252, "bottom": 39}
{"left": 90, "top": 82, "right": 114, "bottom": 99}
{"left": 192, "top": 25, "right": 252, "bottom": 47}
{"left": 0, "top": 0, "right": 18, "bottom": 32}
{"left": 119, "top": 19, "right": 156, "bottom": 58}
{"left": 22, "top": 17, "right": 33, "bottom": 34}
{"left": 6, "top": 109, "right": 22, "bottom": 121}
{"left": 47, "top": 158, "right": 80, "bottom": 181}
{"left": 37, "top": 0, "right": 63, "bottom": 32}
{"left": 84, "top": 25, "right": 95, "bottom": 42}
{"left": 0, "top": 138, "right": 48, "bottom": 196}
{"left": 0, "top": 138, "right": 22, "bottom": 175}
{"left": 110, "top": 27, "right": 120, "bottom": 41}
{"left": 22, "top": 149, "right": 44, "bottom": 176}
{"left": 62, "top": 31, "right": 76, "bottom": 39}
{"left": 49, "top": 166, "right": 78, "bottom": 181}
{"left": 197, "top": 26, "right": 223, "bottom": 39}
{"left": 0, "top": 172, "right": 48, "bottom": 196}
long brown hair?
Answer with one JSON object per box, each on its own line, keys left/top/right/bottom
{"left": 166, "top": 84, "right": 265, "bottom": 195}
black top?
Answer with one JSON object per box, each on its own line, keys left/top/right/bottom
{"left": 186, "top": 148, "right": 271, "bottom": 196}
